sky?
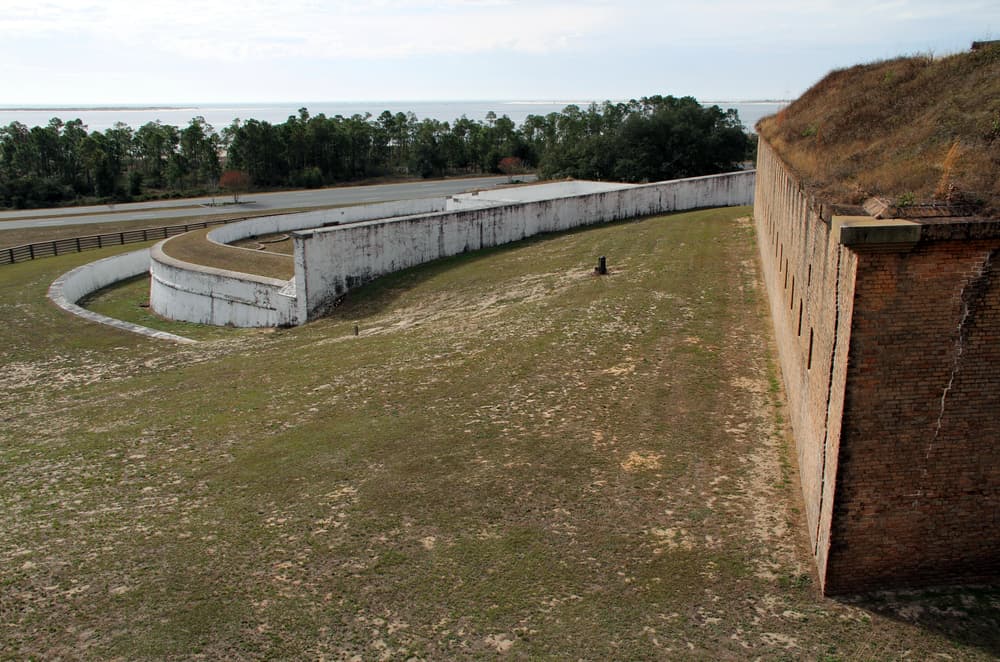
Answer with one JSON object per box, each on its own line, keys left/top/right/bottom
{"left": 1, "top": 0, "right": 997, "bottom": 105}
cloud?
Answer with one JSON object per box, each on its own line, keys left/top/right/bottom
{"left": 1, "top": 0, "right": 995, "bottom": 104}
{"left": 0, "top": 0, "right": 621, "bottom": 61}
{"left": 608, "top": 0, "right": 998, "bottom": 48}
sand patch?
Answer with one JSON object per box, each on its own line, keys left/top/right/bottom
{"left": 621, "top": 451, "right": 663, "bottom": 472}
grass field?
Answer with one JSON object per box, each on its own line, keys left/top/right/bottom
{"left": 1, "top": 207, "right": 997, "bottom": 659}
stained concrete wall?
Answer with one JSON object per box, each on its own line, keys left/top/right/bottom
{"left": 147, "top": 173, "right": 753, "bottom": 328}
{"left": 48, "top": 248, "right": 195, "bottom": 343}
{"left": 295, "top": 171, "right": 755, "bottom": 319}
{"left": 149, "top": 242, "right": 297, "bottom": 327}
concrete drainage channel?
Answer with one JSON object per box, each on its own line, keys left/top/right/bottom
{"left": 47, "top": 248, "right": 197, "bottom": 344}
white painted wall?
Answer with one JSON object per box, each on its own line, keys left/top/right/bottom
{"left": 296, "top": 171, "right": 755, "bottom": 319}
{"left": 149, "top": 243, "right": 297, "bottom": 327}
{"left": 146, "top": 198, "right": 446, "bottom": 328}
{"left": 48, "top": 248, "right": 195, "bottom": 343}
{"left": 146, "top": 171, "right": 753, "bottom": 328}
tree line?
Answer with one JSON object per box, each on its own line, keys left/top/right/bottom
{"left": 0, "top": 96, "right": 753, "bottom": 209}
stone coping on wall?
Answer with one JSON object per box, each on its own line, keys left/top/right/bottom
{"left": 834, "top": 215, "right": 1000, "bottom": 250}
{"left": 291, "top": 209, "right": 448, "bottom": 239}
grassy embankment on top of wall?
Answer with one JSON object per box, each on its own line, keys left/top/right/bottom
{"left": 160, "top": 227, "right": 294, "bottom": 280}
{"left": 758, "top": 43, "right": 1000, "bottom": 213}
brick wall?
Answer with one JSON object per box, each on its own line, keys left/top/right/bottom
{"left": 827, "top": 241, "right": 1000, "bottom": 592}
{"left": 753, "top": 139, "right": 855, "bottom": 589}
{"left": 754, "top": 137, "right": 1000, "bottom": 594}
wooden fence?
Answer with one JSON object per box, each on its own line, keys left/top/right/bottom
{"left": 1, "top": 217, "right": 246, "bottom": 266}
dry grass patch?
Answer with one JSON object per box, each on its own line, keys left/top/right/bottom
{"left": 161, "top": 227, "right": 293, "bottom": 280}
{"left": 759, "top": 44, "right": 1000, "bottom": 212}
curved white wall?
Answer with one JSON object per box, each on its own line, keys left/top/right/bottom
{"left": 295, "top": 171, "right": 756, "bottom": 320}
{"left": 149, "top": 243, "right": 298, "bottom": 327}
{"left": 148, "top": 172, "right": 755, "bottom": 328}
{"left": 48, "top": 248, "right": 196, "bottom": 344}
{"left": 149, "top": 198, "right": 444, "bottom": 329}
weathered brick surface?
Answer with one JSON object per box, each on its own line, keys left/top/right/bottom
{"left": 754, "top": 138, "right": 1000, "bottom": 594}
{"left": 828, "top": 241, "right": 1000, "bottom": 593}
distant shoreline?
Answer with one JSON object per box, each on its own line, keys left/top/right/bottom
{"left": 0, "top": 99, "right": 788, "bottom": 133}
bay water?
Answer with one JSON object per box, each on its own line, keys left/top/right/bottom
{"left": 0, "top": 100, "right": 786, "bottom": 134}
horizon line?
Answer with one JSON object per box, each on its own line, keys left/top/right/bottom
{"left": 0, "top": 98, "right": 793, "bottom": 112}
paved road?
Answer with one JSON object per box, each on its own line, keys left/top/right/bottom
{"left": 0, "top": 175, "right": 536, "bottom": 230}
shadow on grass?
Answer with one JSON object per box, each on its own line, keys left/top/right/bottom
{"left": 839, "top": 584, "right": 1000, "bottom": 658}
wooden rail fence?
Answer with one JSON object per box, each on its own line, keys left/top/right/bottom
{"left": 1, "top": 217, "right": 248, "bottom": 266}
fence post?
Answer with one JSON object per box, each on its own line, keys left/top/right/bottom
{"left": 119, "top": 232, "right": 125, "bottom": 245}
{"left": 76, "top": 237, "right": 81, "bottom": 252}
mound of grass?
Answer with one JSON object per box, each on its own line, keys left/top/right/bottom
{"left": 160, "top": 227, "right": 294, "bottom": 280}
{"left": 2, "top": 208, "right": 998, "bottom": 659}
{"left": 758, "top": 43, "right": 1000, "bottom": 212}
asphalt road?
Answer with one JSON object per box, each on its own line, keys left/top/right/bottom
{"left": 0, "top": 175, "right": 536, "bottom": 230}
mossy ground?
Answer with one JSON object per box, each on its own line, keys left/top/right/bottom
{"left": 1, "top": 207, "right": 997, "bottom": 659}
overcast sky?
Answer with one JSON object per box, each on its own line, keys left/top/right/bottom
{"left": 2, "top": 0, "right": 996, "bottom": 105}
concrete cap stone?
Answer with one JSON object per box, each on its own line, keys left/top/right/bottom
{"left": 833, "top": 216, "right": 921, "bottom": 248}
